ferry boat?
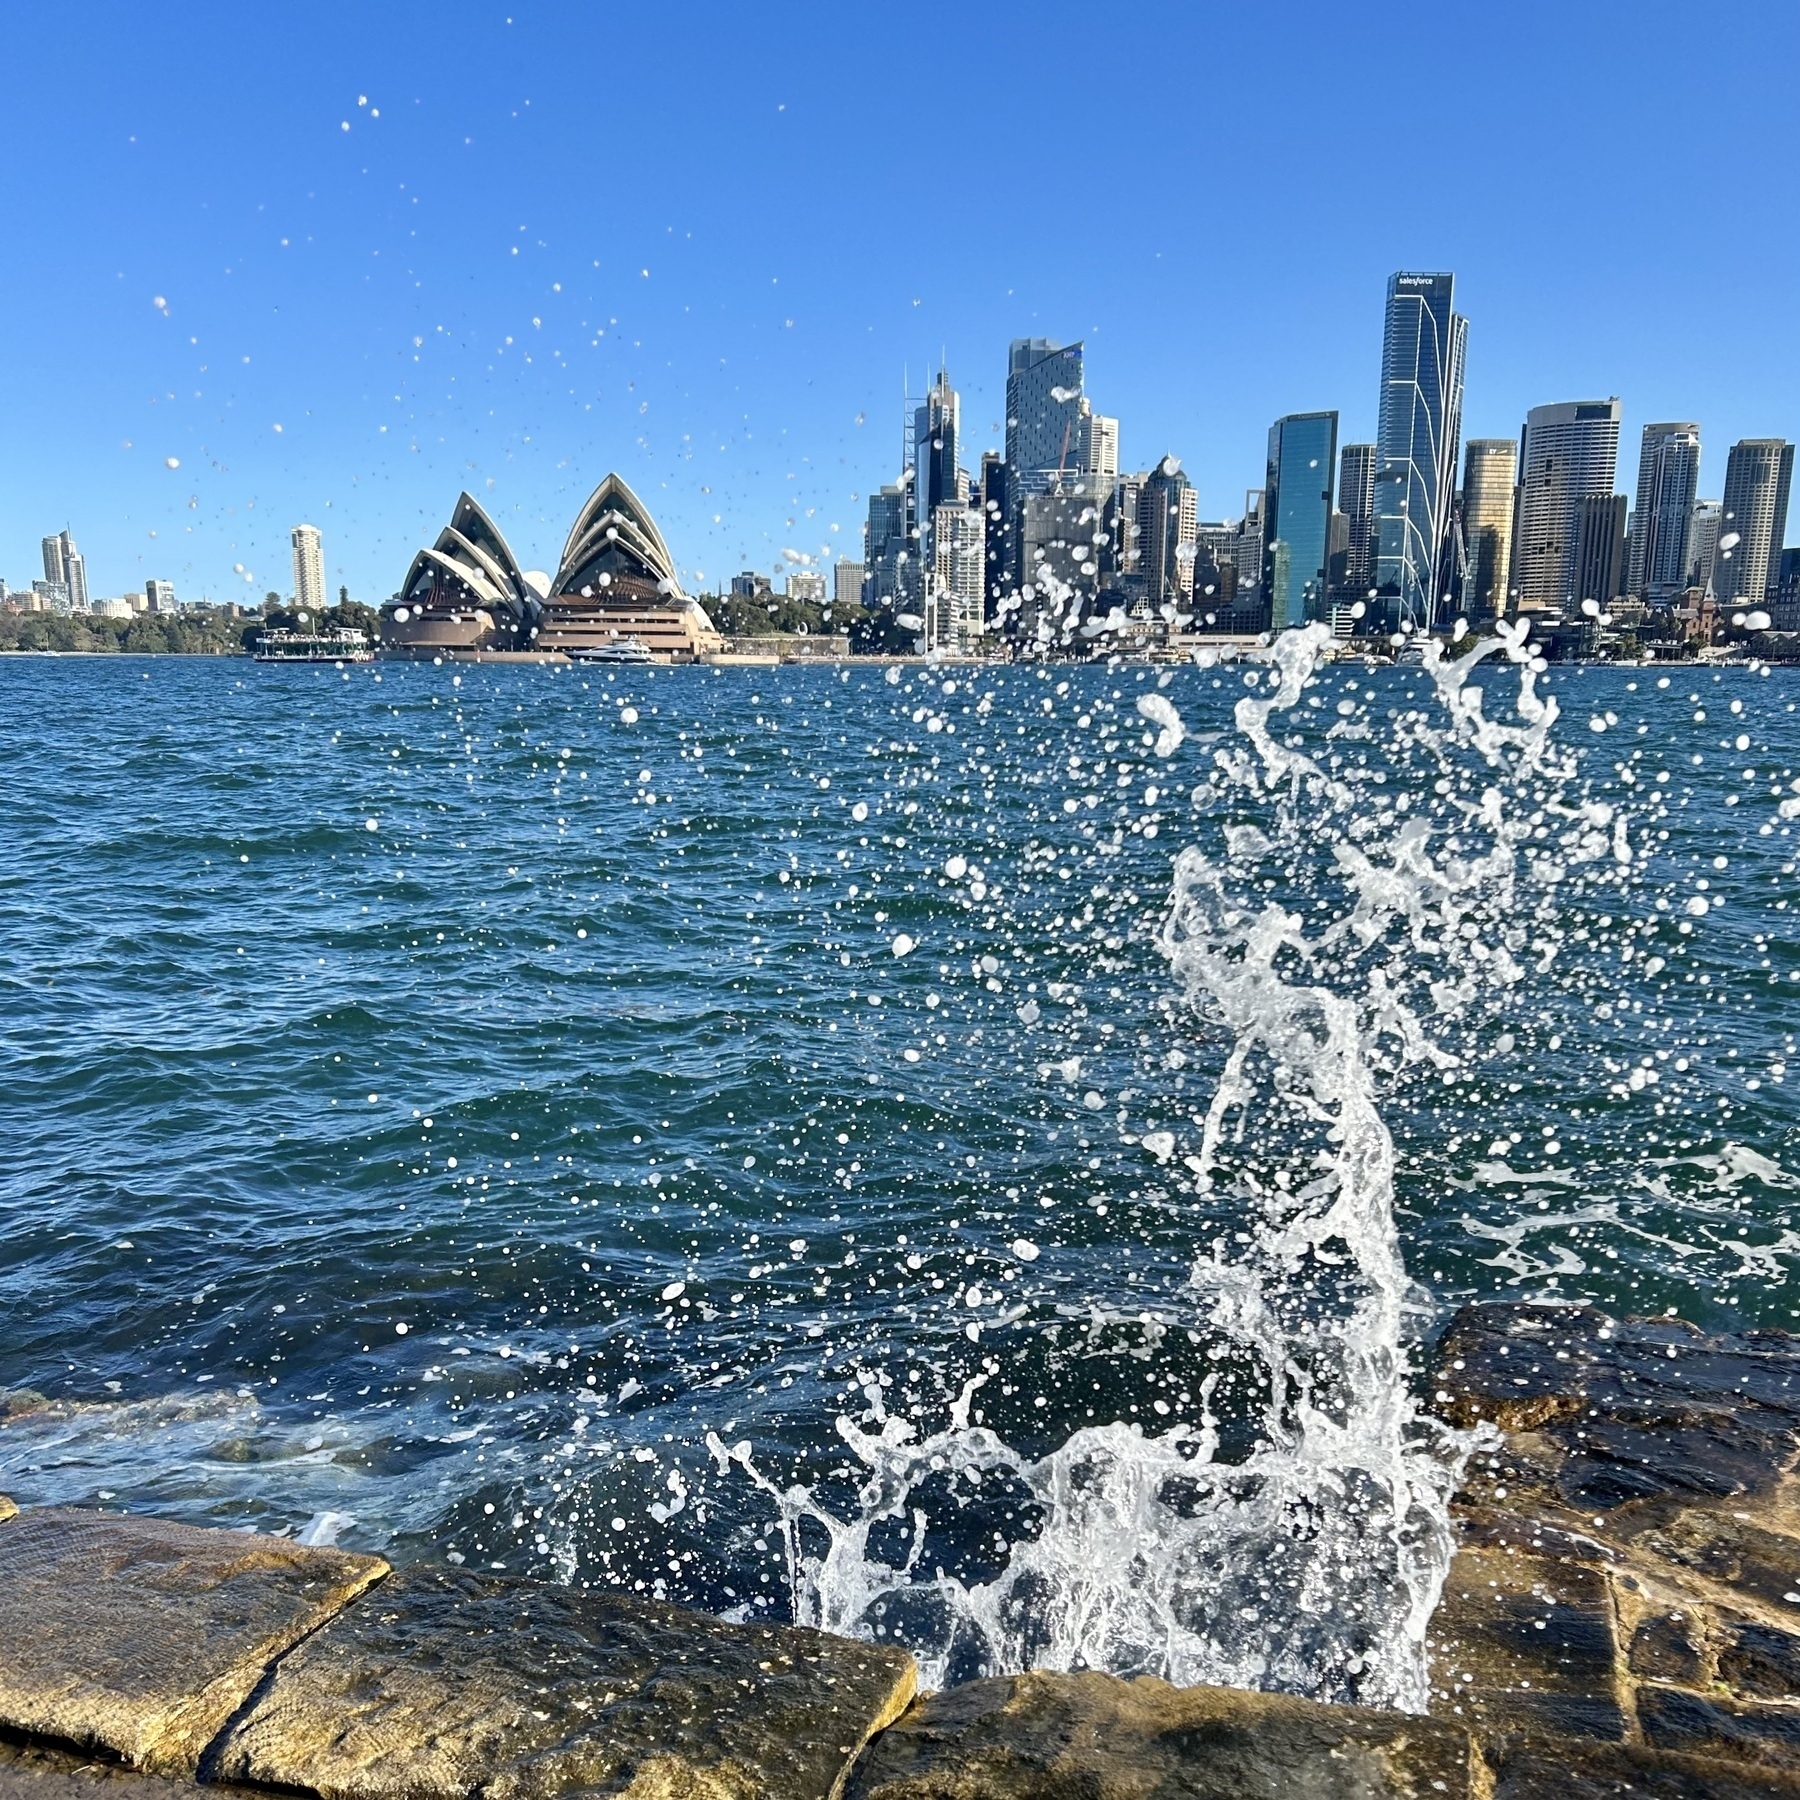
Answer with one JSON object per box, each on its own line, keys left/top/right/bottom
{"left": 254, "top": 628, "right": 375, "bottom": 665}
{"left": 566, "top": 636, "right": 654, "bottom": 665}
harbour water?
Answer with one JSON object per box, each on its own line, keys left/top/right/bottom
{"left": 2, "top": 646, "right": 1796, "bottom": 1701}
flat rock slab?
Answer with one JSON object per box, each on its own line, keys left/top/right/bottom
{"left": 845, "top": 1670, "right": 1474, "bottom": 1800}
{"left": 1488, "top": 1735, "right": 1800, "bottom": 1799}
{"left": 0, "top": 1508, "right": 385, "bottom": 1777}
{"left": 211, "top": 1565, "right": 916, "bottom": 1800}
{"left": 1427, "top": 1547, "right": 1625, "bottom": 1741}
{"left": 1434, "top": 1304, "right": 1800, "bottom": 1512}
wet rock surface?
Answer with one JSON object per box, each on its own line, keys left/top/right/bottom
{"left": 844, "top": 1670, "right": 1474, "bottom": 1800}
{"left": 0, "top": 1508, "right": 385, "bottom": 1777}
{"left": 210, "top": 1564, "right": 916, "bottom": 1800}
{"left": 7, "top": 1303, "right": 1800, "bottom": 1798}
{"left": 1427, "top": 1302, "right": 1800, "bottom": 1796}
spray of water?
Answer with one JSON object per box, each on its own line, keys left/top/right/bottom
{"left": 717, "top": 624, "right": 1602, "bottom": 1708}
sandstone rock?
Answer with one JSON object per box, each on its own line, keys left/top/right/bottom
{"left": 1632, "top": 1510, "right": 1800, "bottom": 1616}
{"left": 0, "top": 1506, "right": 385, "bottom": 1777}
{"left": 210, "top": 1564, "right": 916, "bottom": 1800}
{"left": 0, "top": 1497, "right": 16, "bottom": 1526}
{"left": 1637, "top": 1685, "right": 1800, "bottom": 1771}
{"left": 1718, "top": 1619, "right": 1800, "bottom": 1699}
{"left": 845, "top": 1669, "right": 1474, "bottom": 1800}
{"left": 1426, "top": 1547, "right": 1625, "bottom": 1741}
{"left": 1628, "top": 1610, "right": 1708, "bottom": 1684}
{"left": 1434, "top": 1305, "right": 1800, "bottom": 1514}
{"left": 1487, "top": 1734, "right": 1800, "bottom": 1798}
{"left": 0, "top": 1731, "right": 223, "bottom": 1800}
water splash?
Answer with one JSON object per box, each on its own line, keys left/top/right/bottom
{"left": 720, "top": 625, "right": 1601, "bottom": 1708}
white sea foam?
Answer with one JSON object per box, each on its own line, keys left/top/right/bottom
{"left": 716, "top": 626, "right": 1622, "bottom": 1706}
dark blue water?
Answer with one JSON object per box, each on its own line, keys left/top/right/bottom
{"left": 1, "top": 651, "right": 1796, "bottom": 1622}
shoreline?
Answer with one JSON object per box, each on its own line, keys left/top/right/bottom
{"left": 7, "top": 1302, "right": 1800, "bottom": 1799}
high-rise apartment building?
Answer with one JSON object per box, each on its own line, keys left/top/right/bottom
{"left": 1460, "top": 439, "right": 1518, "bottom": 619}
{"left": 42, "top": 530, "right": 88, "bottom": 612}
{"left": 291, "top": 524, "right": 326, "bottom": 615}
{"left": 1374, "top": 272, "right": 1468, "bottom": 627}
{"left": 1715, "top": 439, "right": 1795, "bottom": 607}
{"left": 1626, "top": 423, "right": 1702, "bottom": 601}
{"left": 1336, "top": 443, "right": 1377, "bottom": 597}
{"left": 1263, "top": 412, "right": 1338, "bottom": 627}
{"left": 1005, "top": 338, "right": 1086, "bottom": 477}
{"left": 928, "top": 504, "right": 986, "bottom": 648}
{"left": 1138, "top": 457, "right": 1198, "bottom": 606}
{"left": 145, "top": 577, "right": 177, "bottom": 611}
{"left": 832, "top": 561, "right": 865, "bottom": 608}
{"left": 785, "top": 570, "right": 827, "bottom": 604}
{"left": 1512, "top": 400, "right": 1622, "bottom": 614}
{"left": 1571, "top": 494, "right": 1628, "bottom": 609}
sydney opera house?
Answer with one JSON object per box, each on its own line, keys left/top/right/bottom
{"left": 382, "top": 474, "right": 724, "bottom": 662}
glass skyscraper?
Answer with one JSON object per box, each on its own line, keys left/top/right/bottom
{"left": 1626, "top": 423, "right": 1702, "bottom": 601}
{"left": 1460, "top": 438, "right": 1518, "bottom": 619}
{"left": 1005, "top": 339, "right": 1086, "bottom": 477}
{"left": 1264, "top": 412, "right": 1338, "bottom": 627}
{"left": 1374, "top": 272, "right": 1467, "bottom": 628}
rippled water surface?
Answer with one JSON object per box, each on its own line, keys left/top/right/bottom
{"left": 3, "top": 649, "right": 1797, "bottom": 1687}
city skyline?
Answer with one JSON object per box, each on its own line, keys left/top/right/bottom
{"left": 2, "top": 0, "right": 1797, "bottom": 605}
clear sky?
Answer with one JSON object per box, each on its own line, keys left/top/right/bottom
{"left": 2, "top": 0, "right": 1795, "bottom": 605}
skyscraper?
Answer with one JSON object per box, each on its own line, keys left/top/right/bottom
{"left": 912, "top": 367, "right": 963, "bottom": 616}
{"left": 1138, "top": 457, "right": 1198, "bottom": 607}
{"left": 1264, "top": 412, "right": 1338, "bottom": 627}
{"left": 42, "top": 529, "right": 88, "bottom": 612}
{"left": 1336, "top": 443, "right": 1377, "bottom": 597}
{"left": 1715, "top": 439, "right": 1795, "bottom": 607}
{"left": 979, "top": 452, "right": 1010, "bottom": 620}
{"left": 864, "top": 481, "right": 912, "bottom": 606}
{"left": 1080, "top": 406, "right": 1119, "bottom": 480}
{"left": 1234, "top": 490, "right": 1265, "bottom": 605}
{"left": 1687, "top": 500, "right": 1723, "bottom": 591}
{"left": 1512, "top": 400, "right": 1622, "bottom": 615}
{"left": 1626, "top": 422, "right": 1702, "bottom": 601}
{"left": 1005, "top": 338, "right": 1086, "bottom": 477}
{"left": 1460, "top": 439, "right": 1518, "bottom": 619}
{"left": 929, "top": 503, "right": 986, "bottom": 648}
{"left": 1374, "top": 272, "right": 1468, "bottom": 627}
{"left": 1571, "top": 494, "right": 1627, "bottom": 609}
{"left": 913, "top": 369, "right": 961, "bottom": 523}
{"left": 291, "top": 524, "right": 326, "bottom": 615}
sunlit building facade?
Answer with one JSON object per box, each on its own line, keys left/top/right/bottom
{"left": 1512, "top": 399, "right": 1622, "bottom": 616}
{"left": 1460, "top": 438, "right": 1517, "bottom": 619}
{"left": 1715, "top": 439, "right": 1795, "bottom": 608}
{"left": 1626, "top": 422, "right": 1701, "bottom": 601}
{"left": 1374, "top": 272, "right": 1467, "bottom": 628}
{"left": 386, "top": 475, "right": 722, "bottom": 661}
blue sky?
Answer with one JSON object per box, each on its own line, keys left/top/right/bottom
{"left": 2, "top": 0, "right": 1795, "bottom": 604}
